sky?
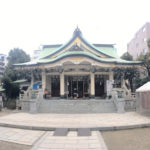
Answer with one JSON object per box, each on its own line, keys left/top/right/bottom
{"left": 0, "top": 0, "right": 150, "bottom": 57}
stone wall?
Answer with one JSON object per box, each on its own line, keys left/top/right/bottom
{"left": 22, "top": 99, "right": 117, "bottom": 113}
{"left": 21, "top": 100, "right": 30, "bottom": 112}
{"left": 124, "top": 99, "right": 136, "bottom": 111}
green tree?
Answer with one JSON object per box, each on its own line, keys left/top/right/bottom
{"left": 4, "top": 48, "right": 31, "bottom": 81}
{"left": 2, "top": 77, "right": 20, "bottom": 100}
{"left": 124, "top": 67, "right": 139, "bottom": 92}
{"left": 137, "top": 51, "right": 150, "bottom": 77}
{"left": 135, "top": 76, "right": 150, "bottom": 89}
{"left": 120, "top": 52, "right": 139, "bottom": 91}
{"left": 2, "top": 48, "right": 31, "bottom": 99}
{"left": 136, "top": 39, "right": 150, "bottom": 77}
{"left": 121, "top": 52, "right": 133, "bottom": 61}
{"left": 114, "top": 67, "right": 139, "bottom": 92}
{"left": 7, "top": 48, "right": 30, "bottom": 67}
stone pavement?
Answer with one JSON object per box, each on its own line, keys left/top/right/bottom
{"left": 0, "top": 112, "right": 150, "bottom": 149}
{"left": 32, "top": 131, "right": 108, "bottom": 150}
{"left": 0, "top": 126, "right": 44, "bottom": 145}
{"left": 0, "top": 112, "right": 150, "bottom": 129}
{"left": 0, "top": 126, "right": 108, "bottom": 150}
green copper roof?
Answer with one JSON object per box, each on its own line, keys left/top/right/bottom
{"left": 14, "top": 50, "right": 141, "bottom": 66}
{"left": 78, "top": 34, "right": 118, "bottom": 58}
{"left": 37, "top": 28, "right": 117, "bottom": 60}
{"left": 94, "top": 46, "right": 119, "bottom": 58}
{"left": 38, "top": 36, "right": 75, "bottom": 60}
{"left": 38, "top": 51, "right": 140, "bottom": 64}
{"left": 12, "top": 79, "right": 27, "bottom": 84}
{"left": 38, "top": 47, "right": 59, "bottom": 60}
{"left": 14, "top": 27, "right": 142, "bottom": 67}
{"left": 38, "top": 43, "right": 118, "bottom": 60}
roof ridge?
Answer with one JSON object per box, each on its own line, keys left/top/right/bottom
{"left": 42, "top": 44, "right": 62, "bottom": 48}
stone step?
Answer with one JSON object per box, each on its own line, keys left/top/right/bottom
{"left": 38, "top": 100, "right": 117, "bottom": 113}
{"left": 53, "top": 128, "right": 68, "bottom": 136}
{"left": 78, "top": 128, "right": 91, "bottom": 136}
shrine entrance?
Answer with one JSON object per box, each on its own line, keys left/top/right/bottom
{"left": 95, "top": 75, "right": 108, "bottom": 98}
{"left": 66, "top": 75, "right": 89, "bottom": 99}
{"left": 51, "top": 75, "right": 60, "bottom": 97}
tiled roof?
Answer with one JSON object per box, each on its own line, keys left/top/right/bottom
{"left": 14, "top": 27, "right": 142, "bottom": 67}
{"left": 14, "top": 51, "right": 141, "bottom": 66}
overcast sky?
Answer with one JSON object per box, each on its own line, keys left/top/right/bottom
{"left": 0, "top": 0, "right": 150, "bottom": 57}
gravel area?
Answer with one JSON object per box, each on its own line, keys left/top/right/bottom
{"left": 102, "top": 128, "right": 150, "bottom": 150}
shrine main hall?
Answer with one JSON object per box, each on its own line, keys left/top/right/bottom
{"left": 15, "top": 28, "right": 140, "bottom": 101}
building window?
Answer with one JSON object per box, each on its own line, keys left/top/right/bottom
{"left": 135, "top": 33, "right": 138, "bottom": 38}
{"left": 143, "top": 27, "right": 146, "bottom": 32}
{"left": 143, "top": 38, "right": 147, "bottom": 42}
{"left": 143, "top": 48, "right": 147, "bottom": 54}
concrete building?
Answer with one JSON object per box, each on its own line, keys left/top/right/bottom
{"left": 14, "top": 28, "right": 141, "bottom": 113}
{"left": 127, "top": 22, "right": 150, "bottom": 60}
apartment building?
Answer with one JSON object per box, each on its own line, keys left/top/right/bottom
{"left": 127, "top": 22, "right": 150, "bottom": 60}
{"left": 32, "top": 50, "right": 41, "bottom": 60}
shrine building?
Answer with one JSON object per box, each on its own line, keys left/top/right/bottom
{"left": 14, "top": 28, "right": 142, "bottom": 113}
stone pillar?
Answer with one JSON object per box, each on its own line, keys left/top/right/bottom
{"left": 49, "top": 76, "right": 51, "bottom": 95}
{"left": 109, "top": 71, "right": 114, "bottom": 80}
{"left": 60, "top": 73, "right": 65, "bottom": 98}
{"left": 31, "top": 70, "right": 34, "bottom": 87}
{"left": 121, "top": 76, "right": 125, "bottom": 88}
{"left": 29, "top": 100, "right": 38, "bottom": 114}
{"left": 42, "top": 69, "right": 46, "bottom": 92}
{"left": 90, "top": 73, "right": 95, "bottom": 98}
{"left": 117, "top": 98, "right": 125, "bottom": 113}
{"left": 104, "top": 75, "right": 107, "bottom": 93}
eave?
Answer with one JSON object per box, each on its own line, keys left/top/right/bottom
{"left": 14, "top": 51, "right": 142, "bottom": 68}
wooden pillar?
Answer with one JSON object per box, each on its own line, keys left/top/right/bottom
{"left": 49, "top": 76, "right": 51, "bottom": 95}
{"left": 90, "top": 72, "right": 95, "bottom": 98}
{"left": 60, "top": 73, "right": 65, "bottom": 98}
{"left": 42, "top": 69, "right": 46, "bottom": 92}
{"left": 46, "top": 75, "right": 51, "bottom": 95}
{"left": 109, "top": 71, "right": 114, "bottom": 80}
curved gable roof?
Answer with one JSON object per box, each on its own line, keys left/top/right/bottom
{"left": 13, "top": 28, "right": 142, "bottom": 67}
{"left": 38, "top": 27, "right": 118, "bottom": 60}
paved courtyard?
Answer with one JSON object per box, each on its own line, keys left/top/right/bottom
{"left": 0, "top": 112, "right": 149, "bottom": 129}
{"left": 0, "top": 111, "right": 150, "bottom": 149}
{"left": 0, "top": 126, "right": 107, "bottom": 150}
{"left": 0, "top": 127, "right": 44, "bottom": 145}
